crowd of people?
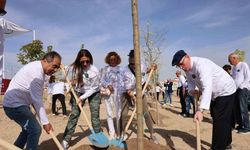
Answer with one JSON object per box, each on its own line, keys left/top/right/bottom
{"left": 1, "top": 48, "right": 249, "bottom": 150}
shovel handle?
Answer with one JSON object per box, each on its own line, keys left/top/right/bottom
{"left": 195, "top": 91, "right": 201, "bottom": 150}
{"left": 196, "top": 120, "right": 201, "bottom": 150}
{"left": 60, "top": 65, "right": 92, "bottom": 129}
{"left": 0, "top": 138, "right": 21, "bottom": 150}
{"left": 49, "top": 130, "right": 64, "bottom": 150}
{"left": 124, "top": 68, "right": 154, "bottom": 133}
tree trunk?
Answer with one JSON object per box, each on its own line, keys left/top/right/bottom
{"left": 131, "top": 0, "right": 143, "bottom": 149}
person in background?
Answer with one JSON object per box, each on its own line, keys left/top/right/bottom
{"left": 163, "top": 79, "right": 173, "bottom": 106}
{"left": 172, "top": 50, "right": 236, "bottom": 150}
{"left": 3, "top": 51, "right": 61, "bottom": 150}
{"left": 49, "top": 76, "right": 67, "bottom": 117}
{"left": 155, "top": 83, "right": 161, "bottom": 101}
{"left": 228, "top": 53, "right": 250, "bottom": 134}
{"left": 161, "top": 84, "right": 165, "bottom": 100}
{"left": 185, "top": 81, "right": 195, "bottom": 117}
{"left": 175, "top": 70, "right": 187, "bottom": 117}
{"left": 100, "top": 51, "right": 123, "bottom": 140}
{"left": 61, "top": 49, "right": 101, "bottom": 150}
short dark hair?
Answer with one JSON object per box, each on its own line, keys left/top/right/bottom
{"left": 128, "top": 49, "right": 134, "bottom": 57}
{"left": 42, "top": 51, "right": 61, "bottom": 63}
{"left": 223, "top": 64, "right": 231, "bottom": 71}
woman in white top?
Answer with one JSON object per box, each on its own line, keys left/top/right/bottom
{"left": 61, "top": 49, "right": 101, "bottom": 149}
{"left": 100, "top": 51, "right": 123, "bottom": 139}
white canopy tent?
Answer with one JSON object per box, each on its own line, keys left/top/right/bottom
{"left": 0, "top": 18, "right": 31, "bottom": 90}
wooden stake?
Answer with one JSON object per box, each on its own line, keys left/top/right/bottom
{"left": 131, "top": 0, "right": 143, "bottom": 149}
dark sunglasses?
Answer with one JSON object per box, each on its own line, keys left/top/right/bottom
{"left": 80, "top": 60, "right": 90, "bottom": 64}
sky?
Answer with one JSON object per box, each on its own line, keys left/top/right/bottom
{"left": 2, "top": 0, "right": 250, "bottom": 80}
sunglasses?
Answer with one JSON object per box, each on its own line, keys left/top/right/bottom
{"left": 80, "top": 60, "right": 90, "bottom": 64}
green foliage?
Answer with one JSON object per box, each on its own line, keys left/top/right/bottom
{"left": 17, "top": 40, "right": 49, "bottom": 65}
{"left": 234, "top": 49, "right": 245, "bottom": 61}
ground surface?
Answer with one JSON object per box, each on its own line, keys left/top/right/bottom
{"left": 0, "top": 93, "right": 250, "bottom": 150}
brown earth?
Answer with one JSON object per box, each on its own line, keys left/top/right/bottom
{"left": 0, "top": 93, "right": 250, "bottom": 150}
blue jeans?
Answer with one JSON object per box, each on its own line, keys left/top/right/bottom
{"left": 185, "top": 95, "right": 195, "bottom": 115}
{"left": 4, "top": 106, "right": 42, "bottom": 150}
{"left": 238, "top": 88, "right": 250, "bottom": 130}
{"left": 164, "top": 92, "right": 172, "bottom": 104}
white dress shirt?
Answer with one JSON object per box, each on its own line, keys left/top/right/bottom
{"left": 186, "top": 57, "right": 236, "bottom": 110}
{"left": 3, "top": 61, "right": 49, "bottom": 125}
{"left": 122, "top": 63, "right": 147, "bottom": 92}
{"left": 231, "top": 62, "right": 250, "bottom": 90}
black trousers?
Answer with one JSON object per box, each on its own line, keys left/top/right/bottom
{"left": 52, "top": 93, "right": 67, "bottom": 115}
{"left": 211, "top": 92, "right": 235, "bottom": 150}
{"left": 179, "top": 86, "right": 186, "bottom": 114}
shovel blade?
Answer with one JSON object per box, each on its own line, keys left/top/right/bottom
{"left": 88, "top": 132, "right": 109, "bottom": 148}
{"left": 109, "top": 139, "right": 127, "bottom": 149}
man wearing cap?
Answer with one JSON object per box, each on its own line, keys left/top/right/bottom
{"left": 172, "top": 50, "right": 236, "bottom": 150}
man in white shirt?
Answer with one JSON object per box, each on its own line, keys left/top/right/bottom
{"left": 172, "top": 50, "right": 236, "bottom": 150}
{"left": 3, "top": 51, "right": 61, "bottom": 150}
{"left": 228, "top": 53, "right": 250, "bottom": 134}
{"left": 120, "top": 50, "right": 158, "bottom": 143}
{"left": 175, "top": 70, "right": 187, "bottom": 116}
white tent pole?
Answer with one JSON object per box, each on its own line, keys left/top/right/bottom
{"left": 2, "top": 54, "right": 4, "bottom": 79}
{"left": 33, "top": 30, "right": 35, "bottom": 41}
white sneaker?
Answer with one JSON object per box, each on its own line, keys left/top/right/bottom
{"left": 61, "top": 140, "right": 69, "bottom": 150}
{"left": 122, "top": 133, "right": 128, "bottom": 141}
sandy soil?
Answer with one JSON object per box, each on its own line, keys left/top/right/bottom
{"left": 0, "top": 93, "right": 250, "bottom": 150}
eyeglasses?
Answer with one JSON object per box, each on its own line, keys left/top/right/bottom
{"left": 80, "top": 60, "right": 90, "bottom": 64}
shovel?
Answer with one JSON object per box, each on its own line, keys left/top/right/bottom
{"left": 0, "top": 138, "right": 21, "bottom": 150}
{"left": 194, "top": 90, "right": 201, "bottom": 150}
{"left": 109, "top": 68, "right": 154, "bottom": 148}
{"left": 49, "top": 130, "right": 64, "bottom": 150}
{"left": 60, "top": 65, "right": 109, "bottom": 148}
